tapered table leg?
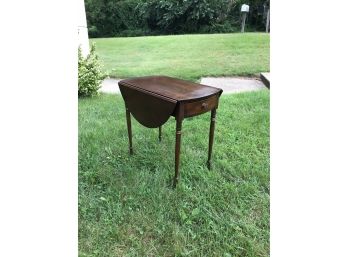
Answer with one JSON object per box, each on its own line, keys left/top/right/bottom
{"left": 207, "top": 108, "right": 216, "bottom": 170}
{"left": 173, "top": 119, "right": 182, "bottom": 187}
{"left": 159, "top": 126, "right": 162, "bottom": 142}
{"left": 126, "top": 108, "right": 133, "bottom": 155}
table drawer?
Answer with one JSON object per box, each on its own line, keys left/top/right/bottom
{"left": 184, "top": 95, "right": 218, "bottom": 117}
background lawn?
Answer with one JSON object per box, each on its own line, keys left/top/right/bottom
{"left": 91, "top": 33, "right": 270, "bottom": 81}
{"left": 79, "top": 91, "right": 270, "bottom": 256}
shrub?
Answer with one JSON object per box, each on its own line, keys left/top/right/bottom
{"left": 199, "top": 22, "right": 238, "bottom": 34}
{"left": 88, "top": 25, "right": 99, "bottom": 38}
{"left": 117, "top": 29, "right": 149, "bottom": 37}
{"left": 85, "top": 0, "right": 268, "bottom": 37}
{"left": 78, "top": 43, "right": 105, "bottom": 97}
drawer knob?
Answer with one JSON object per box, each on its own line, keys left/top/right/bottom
{"left": 201, "top": 102, "right": 208, "bottom": 109}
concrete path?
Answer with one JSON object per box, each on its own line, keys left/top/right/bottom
{"left": 99, "top": 76, "right": 267, "bottom": 94}
{"left": 99, "top": 78, "right": 121, "bottom": 94}
{"left": 200, "top": 77, "right": 266, "bottom": 93}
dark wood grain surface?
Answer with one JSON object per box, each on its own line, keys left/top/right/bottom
{"left": 119, "top": 76, "right": 222, "bottom": 102}
{"left": 120, "top": 84, "right": 177, "bottom": 128}
{"left": 119, "top": 76, "right": 223, "bottom": 187}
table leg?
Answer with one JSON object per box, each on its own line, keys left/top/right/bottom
{"left": 126, "top": 108, "right": 133, "bottom": 155}
{"left": 173, "top": 119, "right": 182, "bottom": 187}
{"left": 207, "top": 108, "right": 216, "bottom": 170}
{"left": 159, "top": 126, "right": 162, "bottom": 142}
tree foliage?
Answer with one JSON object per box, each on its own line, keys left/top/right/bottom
{"left": 84, "top": 0, "right": 269, "bottom": 38}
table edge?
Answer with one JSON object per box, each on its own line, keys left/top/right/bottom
{"left": 119, "top": 77, "right": 223, "bottom": 103}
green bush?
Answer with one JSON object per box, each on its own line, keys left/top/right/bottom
{"left": 78, "top": 43, "right": 105, "bottom": 97}
{"left": 85, "top": 0, "right": 144, "bottom": 37}
{"left": 85, "top": 0, "right": 268, "bottom": 38}
{"left": 139, "top": 0, "right": 229, "bottom": 34}
{"left": 118, "top": 28, "right": 150, "bottom": 37}
{"left": 199, "top": 22, "right": 238, "bottom": 33}
{"left": 87, "top": 25, "right": 99, "bottom": 38}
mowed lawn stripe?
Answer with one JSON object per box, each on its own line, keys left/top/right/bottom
{"left": 79, "top": 91, "right": 270, "bottom": 256}
{"left": 91, "top": 33, "right": 270, "bottom": 81}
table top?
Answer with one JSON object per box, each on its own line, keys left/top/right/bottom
{"left": 119, "top": 76, "right": 222, "bottom": 102}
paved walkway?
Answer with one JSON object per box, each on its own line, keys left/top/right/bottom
{"left": 200, "top": 77, "right": 266, "bottom": 93}
{"left": 99, "top": 78, "right": 121, "bottom": 94}
{"left": 99, "top": 76, "right": 267, "bottom": 94}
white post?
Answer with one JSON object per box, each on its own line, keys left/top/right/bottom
{"left": 241, "top": 12, "right": 247, "bottom": 33}
{"left": 78, "top": 0, "right": 90, "bottom": 57}
{"left": 240, "top": 4, "right": 249, "bottom": 33}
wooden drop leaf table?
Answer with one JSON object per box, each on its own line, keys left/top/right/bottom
{"left": 118, "top": 76, "right": 223, "bottom": 187}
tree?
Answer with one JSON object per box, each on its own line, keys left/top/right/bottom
{"left": 84, "top": 0, "right": 267, "bottom": 37}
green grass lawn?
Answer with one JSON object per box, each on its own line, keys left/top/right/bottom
{"left": 91, "top": 33, "right": 270, "bottom": 81}
{"left": 79, "top": 91, "right": 270, "bottom": 256}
